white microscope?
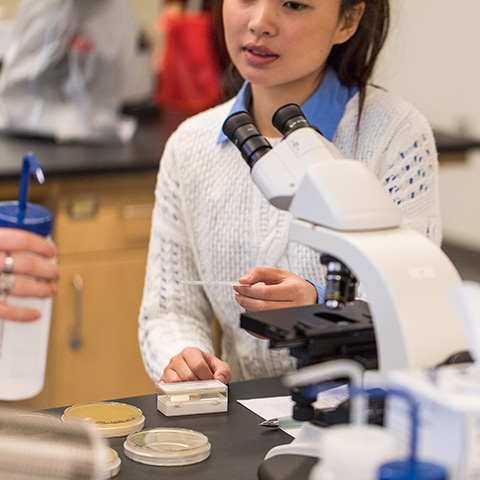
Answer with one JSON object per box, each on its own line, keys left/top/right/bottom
{"left": 223, "top": 105, "right": 472, "bottom": 473}
{"left": 223, "top": 103, "right": 468, "bottom": 378}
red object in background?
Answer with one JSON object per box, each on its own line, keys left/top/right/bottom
{"left": 69, "top": 34, "right": 94, "bottom": 54}
{"left": 155, "top": 12, "right": 223, "bottom": 115}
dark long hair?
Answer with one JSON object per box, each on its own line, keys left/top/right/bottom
{"left": 211, "top": 0, "right": 390, "bottom": 119}
{"left": 332, "top": 0, "right": 390, "bottom": 120}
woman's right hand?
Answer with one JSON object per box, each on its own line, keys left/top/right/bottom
{"left": 233, "top": 267, "right": 318, "bottom": 312}
{"left": 159, "top": 347, "right": 232, "bottom": 384}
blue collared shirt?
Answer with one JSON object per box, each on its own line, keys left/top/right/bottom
{"left": 218, "top": 68, "right": 358, "bottom": 303}
{"left": 218, "top": 67, "right": 358, "bottom": 144}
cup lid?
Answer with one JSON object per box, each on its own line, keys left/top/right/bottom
{"left": 0, "top": 201, "right": 52, "bottom": 237}
{"left": 378, "top": 460, "right": 447, "bottom": 480}
{"left": 0, "top": 153, "right": 52, "bottom": 237}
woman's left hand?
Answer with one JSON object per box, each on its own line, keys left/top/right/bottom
{"left": 233, "top": 267, "right": 317, "bottom": 312}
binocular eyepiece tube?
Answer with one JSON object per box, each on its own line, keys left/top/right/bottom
{"left": 222, "top": 111, "right": 272, "bottom": 168}
{"left": 222, "top": 103, "right": 315, "bottom": 168}
{"left": 272, "top": 103, "right": 313, "bottom": 136}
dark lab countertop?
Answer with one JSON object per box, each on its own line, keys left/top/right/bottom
{"left": 0, "top": 108, "right": 184, "bottom": 180}
{"left": 47, "top": 376, "right": 297, "bottom": 480}
{"left": 0, "top": 108, "right": 479, "bottom": 180}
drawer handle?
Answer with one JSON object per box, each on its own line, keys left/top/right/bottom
{"left": 67, "top": 194, "right": 99, "bottom": 220}
{"left": 121, "top": 203, "right": 154, "bottom": 220}
{"left": 70, "top": 274, "right": 84, "bottom": 351}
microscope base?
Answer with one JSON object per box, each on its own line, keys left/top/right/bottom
{"left": 264, "top": 422, "right": 325, "bottom": 460}
{"left": 257, "top": 454, "right": 318, "bottom": 480}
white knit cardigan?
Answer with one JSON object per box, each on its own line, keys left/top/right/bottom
{"left": 138, "top": 86, "right": 442, "bottom": 383}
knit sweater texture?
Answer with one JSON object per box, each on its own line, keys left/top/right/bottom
{"left": 139, "top": 86, "right": 442, "bottom": 383}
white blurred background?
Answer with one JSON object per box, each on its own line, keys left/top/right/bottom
{"left": 374, "top": 0, "right": 480, "bottom": 251}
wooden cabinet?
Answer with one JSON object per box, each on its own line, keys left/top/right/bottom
{"left": 1, "top": 170, "right": 158, "bottom": 409}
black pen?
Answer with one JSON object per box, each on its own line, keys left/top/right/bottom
{"left": 259, "top": 416, "right": 303, "bottom": 429}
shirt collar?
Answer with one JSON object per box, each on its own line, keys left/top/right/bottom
{"left": 217, "top": 67, "right": 358, "bottom": 144}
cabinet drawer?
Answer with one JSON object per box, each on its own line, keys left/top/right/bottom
{"left": 53, "top": 172, "right": 157, "bottom": 255}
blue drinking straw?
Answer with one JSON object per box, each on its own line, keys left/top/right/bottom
{"left": 18, "top": 152, "right": 45, "bottom": 223}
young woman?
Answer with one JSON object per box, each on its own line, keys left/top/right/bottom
{"left": 0, "top": 229, "right": 59, "bottom": 322}
{"left": 139, "top": 0, "right": 441, "bottom": 385}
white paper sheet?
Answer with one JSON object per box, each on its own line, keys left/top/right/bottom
{"left": 237, "top": 385, "right": 348, "bottom": 438}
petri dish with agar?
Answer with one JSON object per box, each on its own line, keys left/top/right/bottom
{"left": 62, "top": 402, "right": 145, "bottom": 438}
{"left": 124, "top": 427, "right": 211, "bottom": 466}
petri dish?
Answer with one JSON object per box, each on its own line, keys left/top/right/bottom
{"left": 62, "top": 402, "right": 145, "bottom": 438}
{"left": 123, "top": 427, "right": 211, "bottom": 466}
{"left": 0, "top": 412, "right": 60, "bottom": 438}
{"left": 103, "top": 447, "right": 121, "bottom": 478}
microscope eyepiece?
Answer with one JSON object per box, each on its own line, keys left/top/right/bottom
{"left": 222, "top": 111, "right": 272, "bottom": 168}
{"left": 272, "top": 103, "right": 315, "bottom": 136}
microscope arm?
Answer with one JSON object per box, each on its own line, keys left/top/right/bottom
{"left": 289, "top": 218, "right": 468, "bottom": 374}
{"left": 281, "top": 132, "right": 468, "bottom": 373}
